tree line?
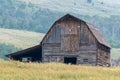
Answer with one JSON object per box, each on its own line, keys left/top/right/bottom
{"left": 0, "top": 43, "right": 21, "bottom": 60}
{"left": 0, "top": 0, "right": 120, "bottom": 48}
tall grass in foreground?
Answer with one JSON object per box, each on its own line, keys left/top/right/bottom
{"left": 0, "top": 60, "right": 120, "bottom": 80}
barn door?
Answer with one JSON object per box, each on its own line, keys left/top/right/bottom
{"left": 61, "top": 35, "right": 71, "bottom": 52}
{"left": 64, "top": 57, "right": 77, "bottom": 64}
{"left": 61, "top": 25, "right": 78, "bottom": 52}
{"left": 70, "top": 34, "right": 78, "bottom": 52}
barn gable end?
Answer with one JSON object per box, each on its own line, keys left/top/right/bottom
{"left": 41, "top": 14, "right": 110, "bottom": 48}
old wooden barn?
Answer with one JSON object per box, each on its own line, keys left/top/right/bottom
{"left": 6, "top": 14, "right": 111, "bottom": 66}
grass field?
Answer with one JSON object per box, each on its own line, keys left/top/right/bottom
{"left": 111, "top": 48, "right": 120, "bottom": 60}
{"left": 0, "top": 60, "right": 120, "bottom": 80}
{"left": 0, "top": 28, "right": 44, "bottom": 49}
{"left": 21, "top": 0, "right": 120, "bottom": 16}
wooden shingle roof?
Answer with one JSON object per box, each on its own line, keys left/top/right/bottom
{"left": 86, "top": 23, "right": 111, "bottom": 48}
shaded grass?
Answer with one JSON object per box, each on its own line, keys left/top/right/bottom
{"left": 0, "top": 60, "right": 120, "bottom": 80}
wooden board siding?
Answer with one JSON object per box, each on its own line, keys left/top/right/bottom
{"left": 80, "top": 22, "right": 96, "bottom": 45}
{"left": 43, "top": 55, "right": 64, "bottom": 63}
{"left": 45, "top": 25, "right": 61, "bottom": 43}
{"left": 43, "top": 43, "right": 61, "bottom": 53}
{"left": 97, "top": 44, "right": 110, "bottom": 66}
{"left": 77, "top": 53, "right": 96, "bottom": 66}
{"left": 61, "top": 35, "right": 71, "bottom": 52}
{"left": 42, "top": 19, "right": 97, "bottom": 65}
{"left": 97, "top": 49, "right": 109, "bottom": 66}
{"left": 61, "top": 19, "right": 79, "bottom": 52}
{"left": 70, "top": 35, "right": 79, "bottom": 52}
{"left": 80, "top": 22, "right": 89, "bottom": 44}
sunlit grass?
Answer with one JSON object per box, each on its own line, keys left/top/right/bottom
{"left": 0, "top": 28, "right": 44, "bottom": 49}
{"left": 111, "top": 48, "right": 120, "bottom": 60}
{"left": 0, "top": 60, "right": 120, "bottom": 80}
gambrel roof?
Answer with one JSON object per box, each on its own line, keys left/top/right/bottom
{"left": 87, "top": 23, "right": 111, "bottom": 48}
{"left": 41, "top": 14, "right": 111, "bottom": 48}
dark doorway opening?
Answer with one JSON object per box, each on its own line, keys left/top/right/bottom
{"left": 64, "top": 57, "right": 77, "bottom": 64}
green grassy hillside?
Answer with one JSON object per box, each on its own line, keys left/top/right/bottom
{"left": 0, "top": 28, "right": 44, "bottom": 49}
{"left": 111, "top": 48, "right": 120, "bottom": 60}
{"left": 21, "top": 0, "right": 120, "bottom": 16}
{"left": 0, "top": 43, "right": 20, "bottom": 59}
{"left": 0, "top": 28, "right": 44, "bottom": 59}
{"left": 0, "top": 60, "right": 120, "bottom": 80}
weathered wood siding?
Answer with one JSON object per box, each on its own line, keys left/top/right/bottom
{"left": 60, "top": 19, "right": 79, "bottom": 52}
{"left": 97, "top": 44, "right": 110, "bottom": 66}
{"left": 77, "top": 21, "right": 97, "bottom": 65}
{"left": 42, "top": 17, "right": 97, "bottom": 65}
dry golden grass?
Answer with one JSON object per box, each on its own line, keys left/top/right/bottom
{"left": 0, "top": 60, "right": 120, "bottom": 80}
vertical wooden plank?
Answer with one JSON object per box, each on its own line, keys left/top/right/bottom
{"left": 80, "top": 22, "right": 84, "bottom": 43}
{"left": 61, "top": 20, "right": 71, "bottom": 52}
{"left": 46, "top": 27, "right": 55, "bottom": 43}
{"left": 80, "top": 22, "right": 92, "bottom": 44}
{"left": 78, "top": 21, "right": 81, "bottom": 44}
{"left": 70, "top": 35, "right": 79, "bottom": 52}
{"left": 61, "top": 19, "right": 79, "bottom": 52}
{"left": 61, "top": 35, "right": 71, "bottom": 52}
{"left": 55, "top": 25, "right": 61, "bottom": 43}
{"left": 46, "top": 24, "right": 61, "bottom": 44}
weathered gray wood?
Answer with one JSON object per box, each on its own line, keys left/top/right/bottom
{"left": 55, "top": 25, "right": 61, "bottom": 43}
{"left": 96, "top": 44, "right": 110, "bottom": 66}
{"left": 45, "top": 25, "right": 61, "bottom": 43}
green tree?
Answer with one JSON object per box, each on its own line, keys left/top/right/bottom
{"left": 0, "top": 43, "right": 21, "bottom": 60}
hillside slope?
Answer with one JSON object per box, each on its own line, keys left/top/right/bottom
{"left": 0, "top": 28, "right": 44, "bottom": 59}
{"left": 21, "top": 0, "right": 120, "bottom": 16}
{"left": 0, "top": 0, "right": 120, "bottom": 48}
{"left": 0, "top": 28, "right": 44, "bottom": 49}
{"left": 0, "top": 60, "right": 120, "bottom": 80}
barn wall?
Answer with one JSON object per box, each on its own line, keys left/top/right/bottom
{"left": 97, "top": 43, "right": 110, "bottom": 66}
{"left": 42, "top": 17, "right": 97, "bottom": 65}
